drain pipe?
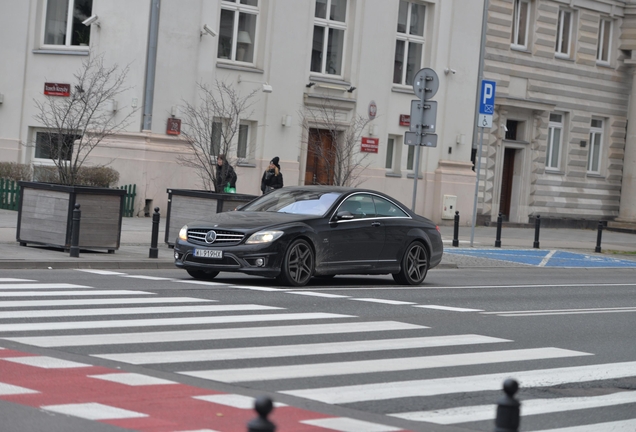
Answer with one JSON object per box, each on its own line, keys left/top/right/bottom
{"left": 142, "top": 0, "right": 161, "bottom": 131}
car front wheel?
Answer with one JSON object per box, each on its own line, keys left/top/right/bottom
{"left": 187, "top": 269, "right": 220, "bottom": 280}
{"left": 277, "top": 239, "right": 314, "bottom": 287}
{"left": 393, "top": 241, "right": 429, "bottom": 285}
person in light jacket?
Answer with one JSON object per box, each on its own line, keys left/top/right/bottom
{"left": 260, "top": 156, "right": 283, "bottom": 194}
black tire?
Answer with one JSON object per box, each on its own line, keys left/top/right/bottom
{"left": 187, "top": 269, "right": 220, "bottom": 280}
{"left": 393, "top": 241, "right": 429, "bottom": 285}
{"left": 277, "top": 239, "right": 314, "bottom": 287}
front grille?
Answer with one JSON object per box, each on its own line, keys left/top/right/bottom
{"left": 185, "top": 254, "right": 240, "bottom": 266}
{"left": 187, "top": 228, "right": 245, "bottom": 246}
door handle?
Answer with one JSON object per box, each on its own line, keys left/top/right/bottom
{"left": 371, "top": 221, "right": 381, "bottom": 227}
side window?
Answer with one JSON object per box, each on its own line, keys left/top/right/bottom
{"left": 555, "top": 8, "right": 574, "bottom": 58}
{"left": 311, "top": 0, "right": 347, "bottom": 76}
{"left": 546, "top": 113, "right": 563, "bottom": 170}
{"left": 374, "top": 196, "right": 409, "bottom": 218}
{"left": 43, "top": 0, "right": 93, "bottom": 47}
{"left": 34, "top": 131, "right": 78, "bottom": 161}
{"left": 597, "top": 17, "right": 612, "bottom": 64}
{"left": 218, "top": 0, "right": 258, "bottom": 63}
{"left": 511, "top": 0, "right": 530, "bottom": 50}
{"left": 587, "top": 118, "right": 604, "bottom": 174}
{"left": 393, "top": 0, "right": 426, "bottom": 85}
{"left": 339, "top": 195, "right": 375, "bottom": 219}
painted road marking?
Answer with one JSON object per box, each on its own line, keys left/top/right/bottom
{"left": 193, "top": 394, "right": 286, "bottom": 409}
{"left": 2, "top": 356, "right": 90, "bottom": 369}
{"left": 350, "top": 298, "right": 417, "bottom": 305}
{"left": 484, "top": 306, "right": 636, "bottom": 317}
{"left": 535, "top": 419, "right": 636, "bottom": 432}
{"left": 0, "top": 279, "right": 36, "bottom": 282}
{"left": 76, "top": 270, "right": 126, "bottom": 275}
{"left": 0, "top": 290, "right": 154, "bottom": 297}
{"left": 413, "top": 305, "right": 484, "bottom": 312}
{"left": 287, "top": 291, "right": 350, "bottom": 298}
{"left": 182, "top": 348, "right": 588, "bottom": 383}
{"left": 0, "top": 283, "right": 92, "bottom": 290}
{"left": 94, "top": 334, "right": 509, "bottom": 365}
{"left": 300, "top": 417, "right": 402, "bottom": 432}
{"left": 0, "top": 297, "right": 214, "bottom": 308}
{"left": 88, "top": 373, "right": 177, "bottom": 386}
{"left": 41, "top": 402, "right": 148, "bottom": 420}
{"left": 446, "top": 249, "right": 636, "bottom": 268}
{"left": 0, "top": 382, "right": 38, "bottom": 395}
{"left": 7, "top": 321, "right": 422, "bottom": 347}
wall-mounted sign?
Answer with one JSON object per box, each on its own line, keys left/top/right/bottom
{"left": 399, "top": 114, "right": 410, "bottom": 126}
{"left": 167, "top": 118, "right": 181, "bottom": 135}
{"left": 44, "top": 82, "right": 70, "bottom": 97}
{"left": 368, "top": 100, "right": 377, "bottom": 120}
{"left": 361, "top": 136, "right": 379, "bottom": 153}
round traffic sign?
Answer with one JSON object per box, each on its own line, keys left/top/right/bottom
{"left": 412, "top": 68, "right": 439, "bottom": 100}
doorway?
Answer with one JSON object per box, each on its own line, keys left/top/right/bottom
{"left": 499, "top": 148, "right": 516, "bottom": 220}
{"left": 305, "top": 128, "right": 335, "bottom": 185}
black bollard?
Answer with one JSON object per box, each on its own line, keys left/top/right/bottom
{"left": 70, "top": 203, "right": 81, "bottom": 258}
{"left": 595, "top": 220, "right": 603, "bottom": 253}
{"left": 247, "top": 396, "right": 276, "bottom": 432}
{"left": 452, "top": 211, "right": 460, "bottom": 247}
{"left": 533, "top": 215, "right": 541, "bottom": 249}
{"left": 494, "top": 379, "right": 520, "bottom": 432}
{"left": 495, "top": 213, "right": 503, "bottom": 248}
{"left": 149, "top": 207, "right": 160, "bottom": 259}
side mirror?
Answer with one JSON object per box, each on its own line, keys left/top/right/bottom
{"left": 336, "top": 210, "right": 354, "bottom": 220}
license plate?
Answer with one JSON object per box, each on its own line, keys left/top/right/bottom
{"left": 194, "top": 249, "right": 222, "bottom": 259}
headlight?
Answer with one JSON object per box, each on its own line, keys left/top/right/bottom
{"left": 178, "top": 225, "right": 188, "bottom": 241}
{"left": 245, "top": 230, "right": 284, "bottom": 244}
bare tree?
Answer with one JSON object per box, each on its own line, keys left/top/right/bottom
{"left": 32, "top": 55, "right": 134, "bottom": 185}
{"left": 177, "top": 81, "right": 258, "bottom": 191}
{"left": 300, "top": 99, "right": 373, "bottom": 187}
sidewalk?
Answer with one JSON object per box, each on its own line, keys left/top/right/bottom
{"left": 0, "top": 208, "right": 634, "bottom": 270}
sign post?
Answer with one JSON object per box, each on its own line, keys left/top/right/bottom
{"left": 470, "top": 80, "right": 496, "bottom": 246}
{"left": 405, "top": 68, "right": 439, "bottom": 212}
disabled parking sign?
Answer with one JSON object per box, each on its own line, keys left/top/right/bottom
{"left": 478, "top": 80, "right": 496, "bottom": 128}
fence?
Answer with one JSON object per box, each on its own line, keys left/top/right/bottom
{"left": 120, "top": 184, "right": 136, "bottom": 217}
{"left": 0, "top": 178, "right": 19, "bottom": 211}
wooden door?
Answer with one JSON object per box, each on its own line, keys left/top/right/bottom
{"left": 499, "top": 148, "right": 515, "bottom": 220}
{"left": 305, "top": 128, "right": 335, "bottom": 185}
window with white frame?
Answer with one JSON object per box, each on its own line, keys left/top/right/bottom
{"left": 311, "top": 0, "right": 347, "bottom": 76}
{"left": 546, "top": 113, "right": 563, "bottom": 170}
{"left": 385, "top": 136, "right": 396, "bottom": 170}
{"left": 406, "top": 144, "right": 415, "bottom": 171}
{"left": 34, "top": 131, "right": 78, "bottom": 161}
{"left": 210, "top": 121, "right": 223, "bottom": 156}
{"left": 555, "top": 8, "right": 573, "bottom": 57}
{"left": 597, "top": 17, "right": 612, "bottom": 63}
{"left": 511, "top": 0, "right": 530, "bottom": 49}
{"left": 218, "top": 0, "right": 258, "bottom": 63}
{"left": 43, "top": 0, "right": 93, "bottom": 47}
{"left": 237, "top": 122, "right": 253, "bottom": 160}
{"left": 587, "top": 118, "right": 603, "bottom": 174}
{"left": 210, "top": 120, "right": 254, "bottom": 160}
{"left": 393, "top": 0, "right": 426, "bottom": 86}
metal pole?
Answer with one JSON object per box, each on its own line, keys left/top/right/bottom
{"left": 70, "top": 204, "right": 81, "bottom": 258}
{"left": 149, "top": 207, "right": 160, "bottom": 258}
{"left": 595, "top": 220, "right": 603, "bottom": 253}
{"left": 495, "top": 213, "right": 502, "bottom": 247}
{"left": 494, "top": 379, "right": 520, "bottom": 432}
{"left": 247, "top": 396, "right": 276, "bottom": 432}
{"left": 411, "top": 144, "right": 422, "bottom": 212}
{"left": 452, "top": 211, "right": 460, "bottom": 247}
{"left": 470, "top": 127, "right": 484, "bottom": 246}
{"left": 142, "top": 0, "right": 161, "bottom": 130}
{"left": 533, "top": 215, "right": 541, "bottom": 249}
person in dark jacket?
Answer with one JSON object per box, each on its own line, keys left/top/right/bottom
{"left": 214, "top": 154, "right": 237, "bottom": 193}
{"left": 261, "top": 156, "right": 283, "bottom": 194}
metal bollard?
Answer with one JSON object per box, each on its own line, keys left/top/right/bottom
{"left": 495, "top": 213, "right": 503, "bottom": 248}
{"left": 494, "top": 379, "right": 520, "bottom": 432}
{"left": 533, "top": 215, "right": 541, "bottom": 249}
{"left": 452, "top": 211, "right": 460, "bottom": 247}
{"left": 595, "top": 220, "right": 603, "bottom": 253}
{"left": 70, "top": 203, "right": 81, "bottom": 258}
{"left": 149, "top": 207, "right": 160, "bottom": 259}
{"left": 247, "top": 396, "right": 276, "bottom": 432}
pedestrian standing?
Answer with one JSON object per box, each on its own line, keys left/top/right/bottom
{"left": 214, "top": 154, "right": 237, "bottom": 193}
{"left": 261, "top": 157, "right": 283, "bottom": 194}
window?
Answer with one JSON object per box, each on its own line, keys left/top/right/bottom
{"left": 406, "top": 145, "right": 415, "bottom": 170}
{"left": 555, "top": 9, "right": 573, "bottom": 57}
{"left": 546, "top": 113, "right": 563, "bottom": 170}
{"left": 385, "top": 137, "right": 395, "bottom": 169}
{"left": 587, "top": 118, "right": 603, "bottom": 174}
{"left": 393, "top": 0, "right": 425, "bottom": 85}
{"left": 597, "top": 18, "right": 612, "bottom": 63}
{"left": 34, "top": 131, "right": 78, "bottom": 161}
{"left": 311, "top": 0, "right": 347, "bottom": 76}
{"left": 43, "top": 0, "right": 93, "bottom": 47}
{"left": 218, "top": 0, "right": 258, "bottom": 63}
{"left": 237, "top": 123, "right": 250, "bottom": 159}
{"left": 373, "top": 196, "right": 408, "bottom": 218}
{"left": 511, "top": 0, "right": 530, "bottom": 49}
{"left": 340, "top": 194, "right": 375, "bottom": 219}
{"left": 210, "top": 121, "right": 223, "bottom": 156}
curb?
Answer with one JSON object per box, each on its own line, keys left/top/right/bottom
{"left": 0, "top": 260, "right": 176, "bottom": 270}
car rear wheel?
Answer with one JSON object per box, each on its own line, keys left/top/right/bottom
{"left": 277, "top": 239, "right": 314, "bottom": 287}
{"left": 393, "top": 241, "right": 429, "bottom": 285}
{"left": 187, "top": 269, "right": 220, "bottom": 280}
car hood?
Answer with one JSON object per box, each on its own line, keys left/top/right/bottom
{"left": 186, "top": 211, "right": 318, "bottom": 231}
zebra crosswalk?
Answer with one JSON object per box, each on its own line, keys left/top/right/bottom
{"left": 0, "top": 276, "right": 635, "bottom": 432}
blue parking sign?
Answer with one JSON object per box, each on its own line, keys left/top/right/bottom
{"left": 479, "top": 80, "right": 496, "bottom": 115}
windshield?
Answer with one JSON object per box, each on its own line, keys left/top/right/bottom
{"left": 240, "top": 189, "right": 341, "bottom": 216}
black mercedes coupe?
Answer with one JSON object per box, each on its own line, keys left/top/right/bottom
{"left": 174, "top": 186, "right": 443, "bottom": 286}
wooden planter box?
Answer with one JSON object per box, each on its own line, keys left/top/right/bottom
{"left": 164, "top": 189, "right": 258, "bottom": 246}
{"left": 17, "top": 181, "right": 125, "bottom": 252}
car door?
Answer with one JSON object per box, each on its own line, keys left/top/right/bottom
{"left": 319, "top": 194, "right": 385, "bottom": 271}
{"left": 373, "top": 195, "right": 412, "bottom": 264}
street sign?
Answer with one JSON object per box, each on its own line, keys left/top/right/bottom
{"left": 409, "top": 100, "right": 437, "bottom": 133}
{"left": 412, "top": 68, "right": 439, "bottom": 101}
{"left": 405, "top": 132, "right": 437, "bottom": 147}
{"left": 421, "top": 133, "right": 437, "bottom": 147}
{"left": 404, "top": 131, "right": 420, "bottom": 146}
{"left": 478, "top": 79, "right": 496, "bottom": 128}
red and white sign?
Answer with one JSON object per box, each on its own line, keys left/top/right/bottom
{"left": 399, "top": 114, "right": 410, "bottom": 126}
{"left": 361, "top": 136, "right": 379, "bottom": 153}
{"left": 368, "top": 100, "right": 377, "bottom": 120}
{"left": 44, "top": 82, "right": 71, "bottom": 97}
{"left": 167, "top": 118, "right": 181, "bottom": 135}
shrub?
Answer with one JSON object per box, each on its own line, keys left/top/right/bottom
{"left": 0, "top": 162, "right": 31, "bottom": 181}
{"left": 32, "top": 165, "right": 120, "bottom": 188}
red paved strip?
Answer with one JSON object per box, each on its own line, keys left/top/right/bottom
{"left": 0, "top": 349, "right": 338, "bottom": 432}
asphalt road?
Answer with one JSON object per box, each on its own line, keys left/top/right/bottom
{"left": 0, "top": 267, "right": 635, "bottom": 432}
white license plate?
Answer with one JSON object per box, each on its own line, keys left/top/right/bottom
{"left": 194, "top": 249, "right": 222, "bottom": 259}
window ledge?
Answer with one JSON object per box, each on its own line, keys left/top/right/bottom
{"left": 33, "top": 49, "right": 89, "bottom": 56}
{"left": 385, "top": 172, "right": 402, "bottom": 178}
{"left": 392, "top": 86, "right": 414, "bottom": 95}
{"left": 307, "top": 75, "right": 351, "bottom": 86}
{"left": 510, "top": 46, "right": 531, "bottom": 54}
{"left": 596, "top": 61, "right": 613, "bottom": 69}
{"left": 555, "top": 54, "right": 575, "bottom": 62}
{"left": 406, "top": 173, "right": 423, "bottom": 179}
{"left": 545, "top": 169, "right": 565, "bottom": 175}
{"left": 216, "top": 62, "right": 264, "bottom": 74}
{"left": 586, "top": 173, "right": 605, "bottom": 179}
{"left": 236, "top": 161, "right": 256, "bottom": 168}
